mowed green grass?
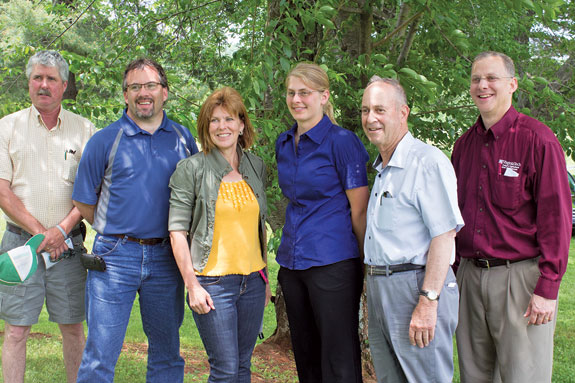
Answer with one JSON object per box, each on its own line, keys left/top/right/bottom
{"left": 0, "top": 218, "right": 574, "bottom": 381}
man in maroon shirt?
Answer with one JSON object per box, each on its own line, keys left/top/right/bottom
{"left": 452, "top": 51, "right": 571, "bottom": 382}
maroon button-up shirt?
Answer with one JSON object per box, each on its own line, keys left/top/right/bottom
{"left": 452, "top": 106, "right": 571, "bottom": 299}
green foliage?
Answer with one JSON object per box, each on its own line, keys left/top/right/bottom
{"left": 1, "top": 0, "right": 575, "bottom": 228}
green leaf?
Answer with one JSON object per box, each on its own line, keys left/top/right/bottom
{"left": 280, "top": 57, "right": 291, "bottom": 73}
{"left": 520, "top": 0, "right": 535, "bottom": 9}
{"left": 399, "top": 67, "right": 420, "bottom": 80}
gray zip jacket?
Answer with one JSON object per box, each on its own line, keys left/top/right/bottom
{"left": 168, "top": 146, "right": 267, "bottom": 272}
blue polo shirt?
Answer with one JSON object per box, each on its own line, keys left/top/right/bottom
{"left": 275, "top": 114, "right": 369, "bottom": 270}
{"left": 73, "top": 110, "right": 198, "bottom": 238}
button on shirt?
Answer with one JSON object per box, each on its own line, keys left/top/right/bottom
{"left": 0, "top": 105, "right": 94, "bottom": 228}
{"left": 275, "top": 114, "right": 369, "bottom": 270}
{"left": 365, "top": 132, "right": 464, "bottom": 266}
{"left": 73, "top": 110, "right": 198, "bottom": 238}
{"left": 451, "top": 106, "right": 571, "bottom": 299}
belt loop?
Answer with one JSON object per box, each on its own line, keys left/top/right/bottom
{"left": 505, "top": 260, "right": 511, "bottom": 268}
{"left": 385, "top": 265, "right": 390, "bottom": 276}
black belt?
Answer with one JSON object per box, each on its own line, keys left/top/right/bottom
{"left": 6, "top": 222, "right": 83, "bottom": 239}
{"left": 470, "top": 258, "right": 525, "bottom": 269}
{"left": 367, "top": 263, "right": 425, "bottom": 276}
{"left": 111, "top": 234, "right": 167, "bottom": 245}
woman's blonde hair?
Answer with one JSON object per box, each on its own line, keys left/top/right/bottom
{"left": 285, "top": 63, "right": 337, "bottom": 125}
{"left": 197, "top": 87, "right": 255, "bottom": 154}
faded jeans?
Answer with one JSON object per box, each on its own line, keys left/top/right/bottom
{"left": 77, "top": 234, "right": 185, "bottom": 383}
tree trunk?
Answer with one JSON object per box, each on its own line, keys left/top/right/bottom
{"left": 263, "top": 284, "right": 292, "bottom": 350}
{"left": 63, "top": 71, "right": 78, "bottom": 101}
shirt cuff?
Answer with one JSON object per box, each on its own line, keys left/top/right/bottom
{"left": 533, "top": 276, "right": 561, "bottom": 300}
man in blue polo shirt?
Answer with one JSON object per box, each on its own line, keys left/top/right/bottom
{"left": 72, "top": 58, "right": 198, "bottom": 382}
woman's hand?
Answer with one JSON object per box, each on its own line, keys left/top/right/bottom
{"left": 264, "top": 283, "right": 272, "bottom": 307}
{"left": 188, "top": 284, "right": 216, "bottom": 314}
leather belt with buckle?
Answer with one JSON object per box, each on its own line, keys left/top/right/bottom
{"left": 471, "top": 258, "right": 524, "bottom": 269}
{"left": 367, "top": 263, "right": 425, "bottom": 276}
{"left": 111, "top": 234, "right": 167, "bottom": 245}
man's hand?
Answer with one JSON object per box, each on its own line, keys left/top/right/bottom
{"left": 524, "top": 294, "right": 556, "bottom": 325}
{"left": 188, "top": 284, "right": 215, "bottom": 314}
{"left": 39, "top": 226, "right": 68, "bottom": 260}
{"left": 409, "top": 296, "right": 438, "bottom": 348}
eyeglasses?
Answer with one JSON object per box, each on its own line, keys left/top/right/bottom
{"left": 470, "top": 75, "right": 513, "bottom": 84}
{"left": 286, "top": 90, "right": 321, "bottom": 98}
{"left": 125, "top": 82, "right": 163, "bottom": 92}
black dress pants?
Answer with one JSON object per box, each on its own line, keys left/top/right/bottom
{"left": 278, "top": 258, "right": 364, "bottom": 383}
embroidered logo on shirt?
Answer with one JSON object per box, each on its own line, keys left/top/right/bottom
{"left": 498, "top": 159, "right": 520, "bottom": 177}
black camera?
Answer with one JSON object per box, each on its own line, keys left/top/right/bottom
{"left": 80, "top": 253, "right": 106, "bottom": 271}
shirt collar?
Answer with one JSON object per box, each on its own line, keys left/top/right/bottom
{"left": 283, "top": 114, "right": 333, "bottom": 145}
{"left": 31, "top": 104, "right": 63, "bottom": 131}
{"left": 473, "top": 105, "right": 519, "bottom": 140}
{"left": 373, "top": 131, "right": 414, "bottom": 172}
{"left": 120, "top": 109, "right": 171, "bottom": 136}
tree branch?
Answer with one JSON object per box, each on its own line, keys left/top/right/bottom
{"left": 46, "top": 0, "right": 97, "bottom": 48}
{"left": 372, "top": 7, "right": 425, "bottom": 49}
{"left": 412, "top": 104, "right": 476, "bottom": 116}
{"left": 109, "top": 0, "right": 222, "bottom": 66}
{"left": 430, "top": 15, "right": 472, "bottom": 64}
{"left": 396, "top": 12, "right": 422, "bottom": 67}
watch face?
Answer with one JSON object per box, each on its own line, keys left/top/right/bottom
{"left": 421, "top": 290, "right": 439, "bottom": 300}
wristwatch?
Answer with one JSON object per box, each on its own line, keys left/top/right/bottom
{"left": 419, "top": 289, "right": 440, "bottom": 301}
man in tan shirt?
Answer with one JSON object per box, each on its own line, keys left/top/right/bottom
{"left": 0, "top": 51, "right": 94, "bottom": 383}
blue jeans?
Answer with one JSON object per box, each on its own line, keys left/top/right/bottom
{"left": 77, "top": 234, "right": 185, "bottom": 383}
{"left": 191, "top": 272, "right": 266, "bottom": 383}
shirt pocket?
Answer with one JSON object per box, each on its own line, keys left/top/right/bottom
{"left": 62, "top": 153, "right": 80, "bottom": 184}
{"left": 374, "top": 197, "right": 397, "bottom": 231}
{"left": 491, "top": 176, "right": 521, "bottom": 210}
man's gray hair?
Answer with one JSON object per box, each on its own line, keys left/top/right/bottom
{"left": 366, "top": 76, "right": 408, "bottom": 107}
{"left": 26, "top": 50, "right": 69, "bottom": 82}
{"left": 472, "top": 51, "right": 515, "bottom": 77}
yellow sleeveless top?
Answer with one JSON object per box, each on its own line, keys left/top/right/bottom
{"left": 197, "top": 180, "right": 265, "bottom": 276}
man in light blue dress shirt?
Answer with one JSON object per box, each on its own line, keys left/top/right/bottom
{"left": 361, "top": 76, "right": 464, "bottom": 383}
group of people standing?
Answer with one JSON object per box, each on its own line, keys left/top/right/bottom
{"left": 0, "top": 48, "right": 570, "bottom": 383}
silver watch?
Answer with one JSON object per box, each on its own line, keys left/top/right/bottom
{"left": 419, "top": 289, "right": 440, "bottom": 301}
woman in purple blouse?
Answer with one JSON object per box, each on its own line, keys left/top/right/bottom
{"left": 275, "top": 63, "right": 370, "bottom": 383}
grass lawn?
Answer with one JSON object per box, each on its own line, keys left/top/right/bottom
{"left": 0, "top": 218, "right": 574, "bottom": 381}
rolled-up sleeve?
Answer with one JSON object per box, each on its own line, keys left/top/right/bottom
{"left": 333, "top": 131, "right": 369, "bottom": 190}
{"left": 418, "top": 152, "right": 465, "bottom": 238}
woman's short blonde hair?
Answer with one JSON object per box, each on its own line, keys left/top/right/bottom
{"left": 197, "top": 87, "right": 255, "bottom": 153}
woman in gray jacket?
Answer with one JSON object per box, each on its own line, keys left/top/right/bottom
{"left": 168, "top": 87, "right": 270, "bottom": 383}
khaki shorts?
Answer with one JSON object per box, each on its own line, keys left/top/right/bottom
{"left": 0, "top": 229, "right": 86, "bottom": 326}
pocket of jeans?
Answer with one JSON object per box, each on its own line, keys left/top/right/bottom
{"left": 92, "top": 236, "right": 121, "bottom": 257}
{"left": 196, "top": 275, "right": 222, "bottom": 286}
